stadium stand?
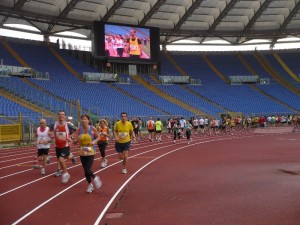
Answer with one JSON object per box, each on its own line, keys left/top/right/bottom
{"left": 1, "top": 38, "right": 299, "bottom": 121}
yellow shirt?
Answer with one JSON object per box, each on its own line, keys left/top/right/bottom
{"left": 129, "top": 38, "right": 140, "bottom": 55}
{"left": 114, "top": 121, "right": 134, "bottom": 143}
{"left": 78, "top": 126, "right": 96, "bottom": 156}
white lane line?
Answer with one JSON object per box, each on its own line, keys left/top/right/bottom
{"left": 1, "top": 135, "right": 244, "bottom": 194}
{"left": 0, "top": 169, "right": 33, "bottom": 181}
{"left": 0, "top": 142, "right": 165, "bottom": 193}
{"left": 1, "top": 135, "right": 193, "bottom": 181}
{"left": 0, "top": 161, "right": 35, "bottom": 170}
{"left": 9, "top": 133, "right": 254, "bottom": 224}
{"left": 93, "top": 139, "right": 212, "bottom": 225}
{"left": 0, "top": 151, "right": 34, "bottom": 159}
{"left": 0, "top": 156, "right": 114, "bottom": 196}
{"left": 11, "top": 178, "right": 87, "bottom": 225}
{"left": 0, "top": 155, "right": 34, "bottom": 163}
{"left": 10, "top": 142, "right": 179, "bottom": 225}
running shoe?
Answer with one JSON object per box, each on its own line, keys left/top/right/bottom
{"left": 47, "top": 156, "right": 51, "bottom": 164}
{"left": 33, "top": 164, "right": 40, "bottom": 169}
{"left": 94, "top": 176, "right": 102, "bottom": 189}
{"left": 53, "top": 170, "right": 62, "bottom": 177}
{"left": 86, "top": 184, "right": 94, "bottom": 193}
{"left": 41, "top": 168, "right": 45, "bottom": 175}
{"left": 122, "top": 168, "right": 127, "bottom": 174}
{"left": 101, "top": 159, "right": 108, "bottom": 168}
{"left": 173, "top": 140, "right": 176, "bottom": 144}
{"left": 61, "top": 172, "right": 70, "bottom": 183}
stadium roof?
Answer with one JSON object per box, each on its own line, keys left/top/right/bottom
{"left": 1, "top": 0, "right": 300, "bottom": 47}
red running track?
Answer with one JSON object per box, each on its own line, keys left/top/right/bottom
{"left": 1, "top": 128, "right": 300, "bottom": 225}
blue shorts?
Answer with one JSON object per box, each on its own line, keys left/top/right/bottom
{"left": 56, "top": 147, "right": 71, "bottom": 159}
{"left": 115, "top": 142, "right": 131, "bottom": 153}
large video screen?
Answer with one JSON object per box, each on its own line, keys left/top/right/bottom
{"left": 92, "top": 21, "right": 160, "bottom": 63}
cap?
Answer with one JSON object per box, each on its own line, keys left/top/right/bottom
{"left": 67, "top": 117, "right": 73, "bottom": 120}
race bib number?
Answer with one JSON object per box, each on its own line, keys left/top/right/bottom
{"left": 81, "top": 146, "right": 92, "bottom": 156}
{"left": 56, "top": 132, "right": 66, "bottom": 140}
{"left": 119, "top": 132, "right": 127, "bottom": 139}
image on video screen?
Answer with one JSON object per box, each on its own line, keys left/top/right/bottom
{"left": 104, "top": 24, "right": 151, "bottom": 60}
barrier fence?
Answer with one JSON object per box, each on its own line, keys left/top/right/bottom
{"left": 0, "top": 124, "right": 21, "bottom": 142}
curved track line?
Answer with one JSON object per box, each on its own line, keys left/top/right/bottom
{"left": 0, "top": 136, "right": 189, "bottom": 189}
{"left": 0, "top": 142, "right": 164, "bottom": 194}
{"left": 10, "top": 142, "right": 180, "bottom": 224}
{"left": 93, "top": 139, "right": 212, "bottom": 224}
{"left": 0, "top": 156, "right": 114, "bottom": 196}
{"left": 9, "top": 133, "right": 256, "bottom": 224}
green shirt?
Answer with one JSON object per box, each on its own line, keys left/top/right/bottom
{"left": 155, "top": 121, "right": 162, "bottom": 131}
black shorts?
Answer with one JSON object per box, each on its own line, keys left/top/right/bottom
{"left": 56, "top": 147, "right": 71, "bottom": 159}
{"left": 115, "top": 142, "right": 131, "bottom": 153}
{"left": 38, "top": 148, "right": 49, "bottom": 156}
{"left": 148, "top": 129, "right": 155, "bottom": 133}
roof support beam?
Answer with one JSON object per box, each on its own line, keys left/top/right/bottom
{"left": 102, "top": 0, "right": 126, "bottom": 21}
{"left": 139, "top": 0, "right": 166, "bottom": 26}
{"left": 0, "top": 0, "right": 27, "bottom": 26}
{"left": 24, "top": 17, "right": 43, "bottom": 32}
{"left": 270, "top": 1, "right": 300, "bottom": 47}
{"left": 235, "top": 0, "right": 273, "bottom": 44}
{"left": 164, "top": 0, "right": 205, "bottom": 44}
{"left": 51, "top": 26, "right": 84, "bottom": 35}
{"left": 13, "top": 0, "right": 28, "bottom": 10}
{"left": 200, "top": 0, "right": 238, "bottom": 43}
{"left": 208, "top": 0, "right": 238, "bottom": 32}
{"left": 47, "top": 0, "right": 82, "bottom": 33}
{"left": 159, "top": 28, "right": 300, "bottom": 38}
{"left": 1, "top": 0, "right": 300, "bottom": 43}
{"left": 0, "top": 6, "right": 89, "bottom": 29}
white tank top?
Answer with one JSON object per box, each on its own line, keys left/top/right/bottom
{"left": 37, "top": 127, "right": 51, "bottom": 149}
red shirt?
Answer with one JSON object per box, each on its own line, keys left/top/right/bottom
{"left": 54, "top": 123, "right": 70, "bottom": 148}
{"left": 259, "top": 117, "right": 265, "bottom": 125}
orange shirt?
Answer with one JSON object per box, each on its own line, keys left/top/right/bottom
{"left": 98, "top": 126, "right": 108, "bottom": 142}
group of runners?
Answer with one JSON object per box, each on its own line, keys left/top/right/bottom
{"left": 34, "top": 112, "right": 299, "bottom": 193}
{"left": 34, "top": 111, "right": 135, "bottom": 193}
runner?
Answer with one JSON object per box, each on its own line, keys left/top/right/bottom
{"left": 113, "top": 112, "right": 136, "bottom": 174}
{"left": 71, "top": 114, "right": 102, "bottom": 193}
{"left": 131, "top": 117, "right": 139, "bottom": 143}
{"left": 49, "top": 110, "right": 77, "bottom": 183}
{"left": 146, "top": 116, "right": 155, "bottom": 142}
{"left": 35, "top": 118, "right": 51, "bottom": 175}
{"left": 155, "top": 118, "right": 162, "bottom": 142}
{"left": 185, "top": 120, "right": 193, "bottom": 144}
{"left": 97, "top": 119, "right": 109, "bottom": 168}
{"left": 173, "top": 118, "right": 181, "bottom": 144}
